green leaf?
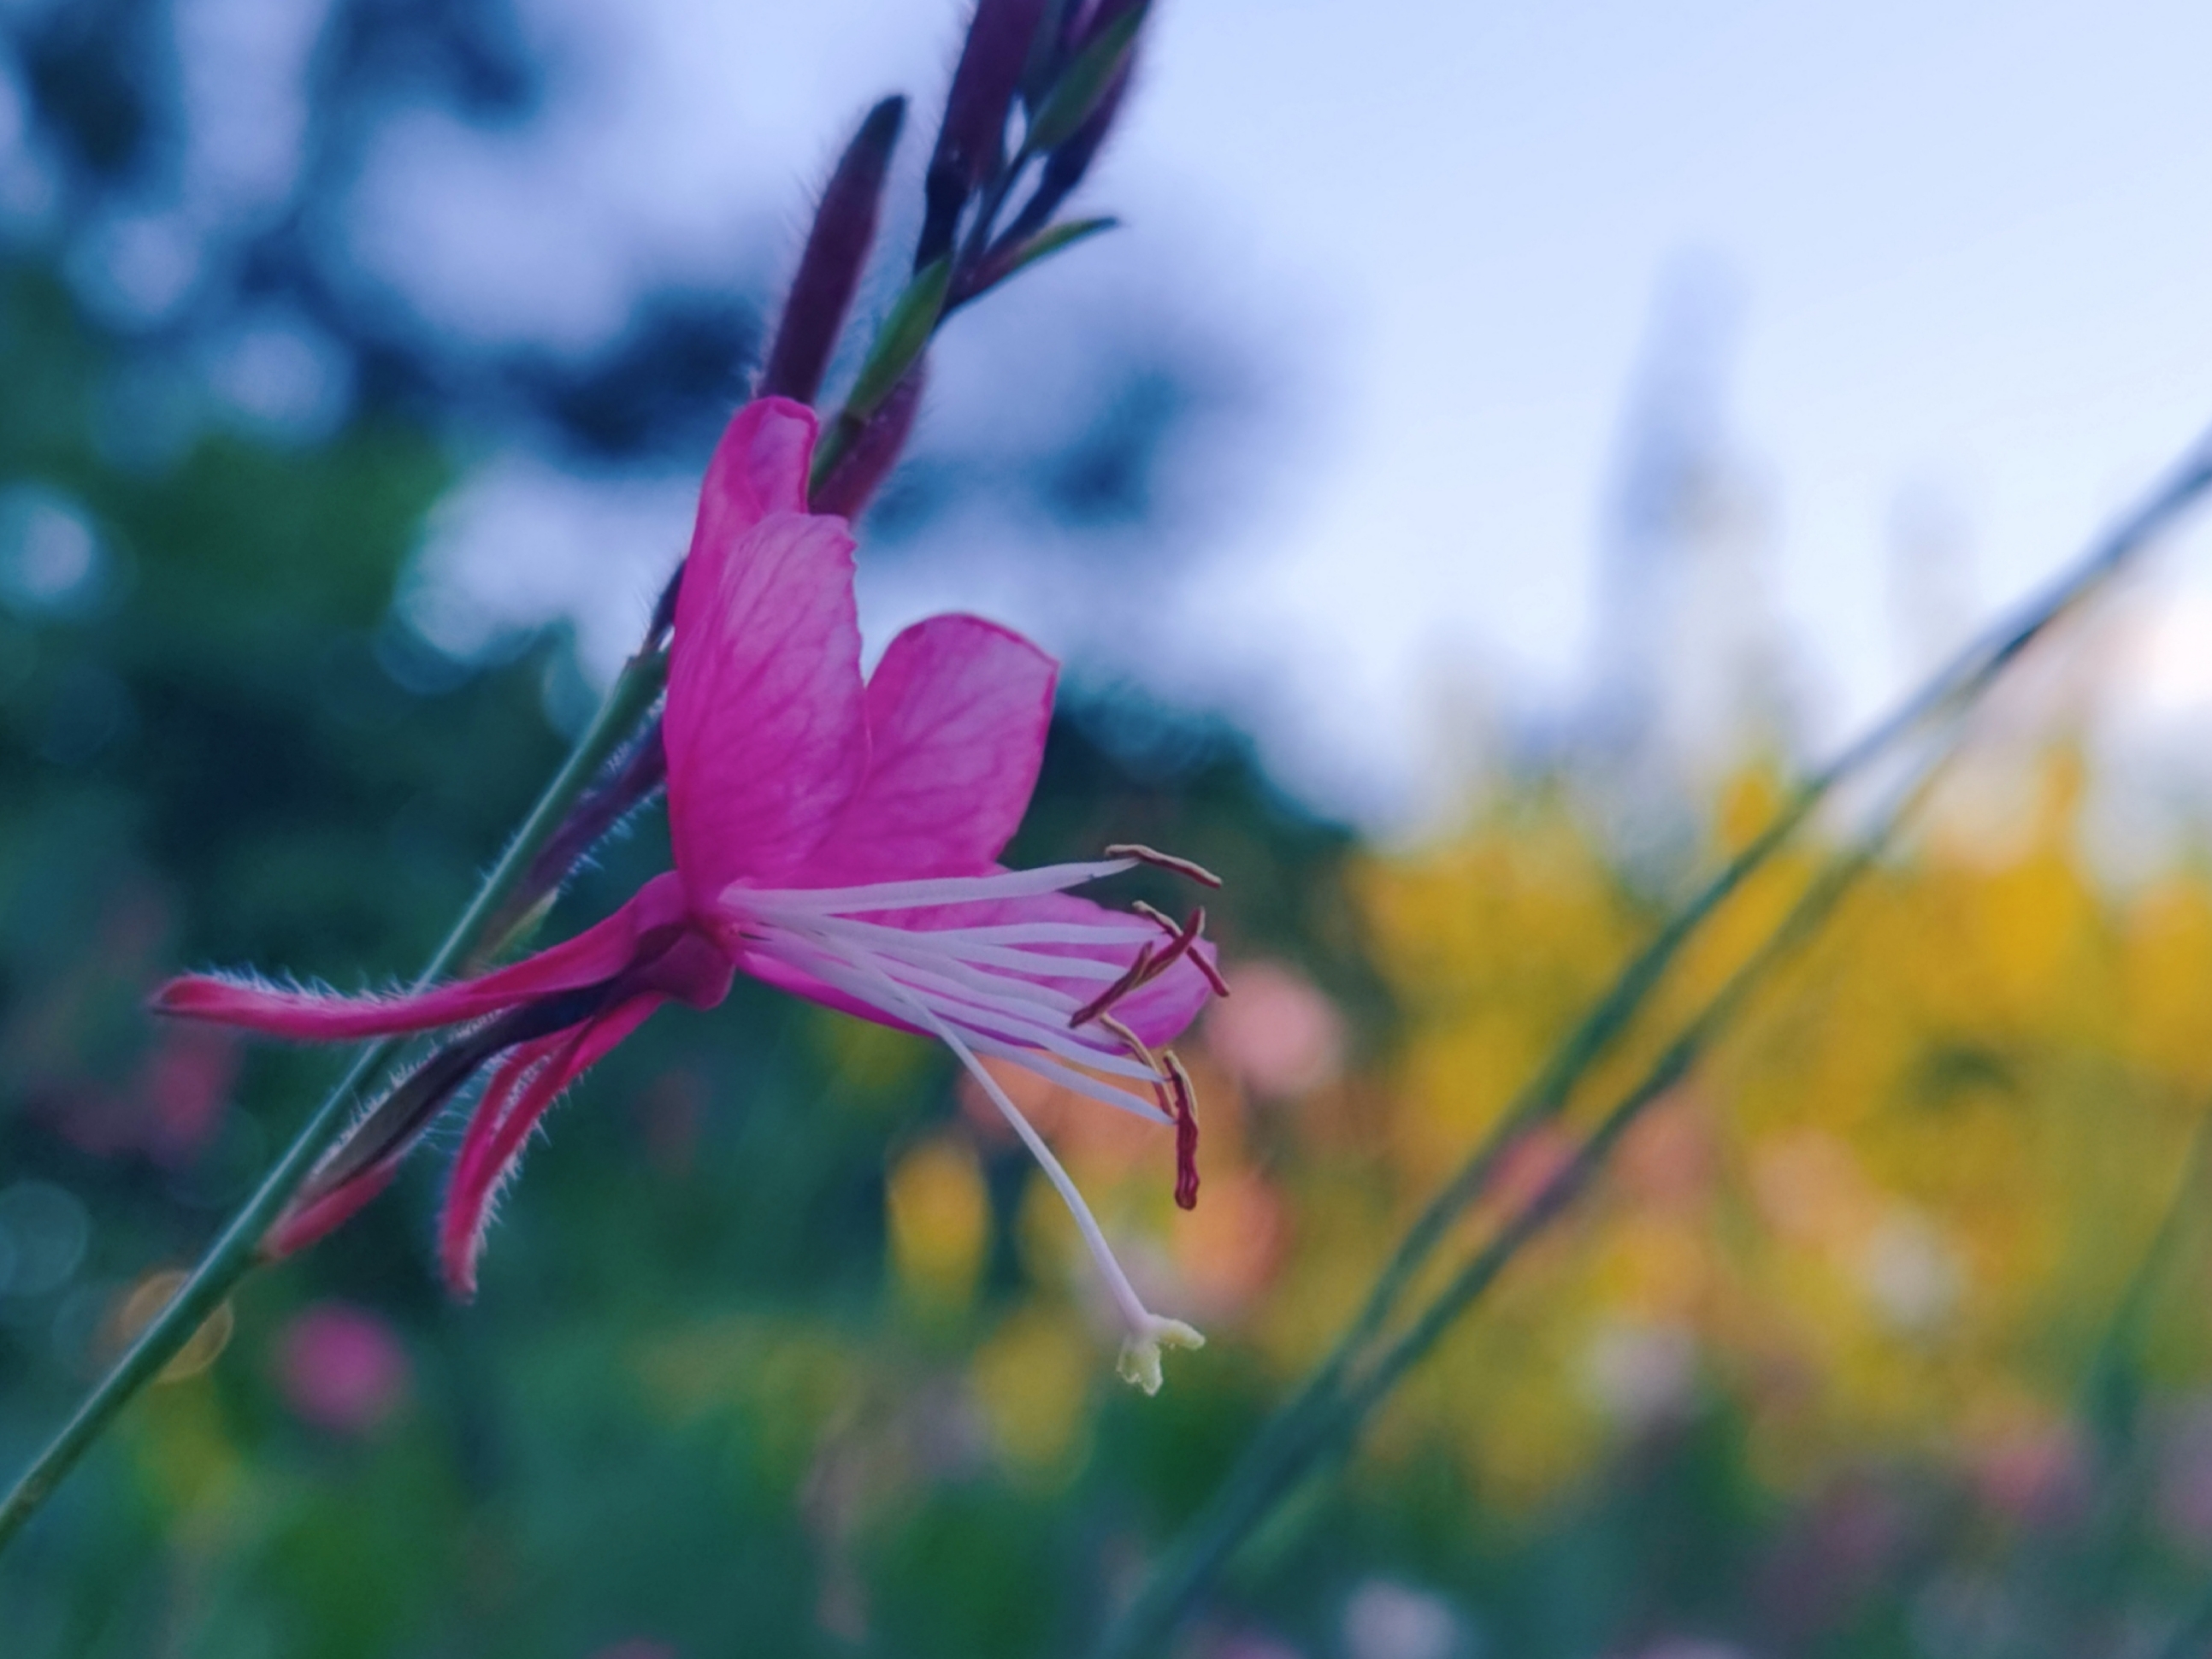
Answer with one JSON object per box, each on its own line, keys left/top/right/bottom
{"left": 843, "top": 257, "right": 952, "bottom": 422}
{"left": 983, "top": 216, "right": 1119, "bottom": 294}
{"left": 1023, "top": 2, "right": 1147, "bottom": 156}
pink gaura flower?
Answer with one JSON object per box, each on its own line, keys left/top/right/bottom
{"left": 156, "top": 397, "right": 1224, "bottom": 1391}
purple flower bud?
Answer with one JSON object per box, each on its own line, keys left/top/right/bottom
{"left": 918, "top": 0, "right": 1050, "bottom": 268}
{"left": 1067, "top": 0, "right": 1144, "bottom": 50}
{"left": 1001, "top": 60, "right": 1130, "bottom": 245}
{"left": 493, "top": 717, "right": 669, "bottom": 943}
{"left": 811, "top": 359, "right": 928, "bottom": 521}
{"left": 1023, "top": 0, "right": 1143, "bottom": 155}
{"left": 760, "top": 97, "right": 905, "bottom": 405}
{"left": 1018, "top": 0, "right": 1077, "bottom": 108}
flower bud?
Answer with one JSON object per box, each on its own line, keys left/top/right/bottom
{"left": 844, "top": 257, "right": 949, "bottom": 423}
{"left": 490, "top": 717, "right": 670, "bottom": 951}
{"left": 1018, "top": 0, "right": 1077, "bottom": 109}
{"left": 918, "top": 0, "right": 1050, "bottom": 267}
{"left": 1015, "top": 64, "right": 1129, "bottom": 231}
{"left": 760, "top": 97, "right": 906, "bottom": 405}
{"left": 811, "top": 359, "right": 927, "bottom": 520}
{"left": 1023, "top": 0, "right": 1145, "bottom": 155}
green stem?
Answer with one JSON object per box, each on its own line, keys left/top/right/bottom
{"left": 0, "top": 646, "right": 669, "bottom": 1553}
{"left": 1100, "top": 417, "right": 2212, "bottom": 1643}
{"left": 1094, "top": 734, "right": 1954, "bottom": 1659}
{"left": 1961, "top": 1102, "right": 2212, "bottom": 1659}
{"left": 1088, "top": 429, "right": 2212, "bottom": 1656}
{"left": 1337, "top": 425, "right": 2212, "bottom": 1372}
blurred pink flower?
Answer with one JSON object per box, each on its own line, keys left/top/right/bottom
{"left": 139, "top": 1024, "right": 239, "bottom": 1163}
{"left": 274, "top": 1302, "right": 410, "bottom": 1434}
{"left": 157, "top": 398, "right": 1224, "bottom": 1388}
{"left": 587, "top": 1644, "right": 677, "bottom": 1659}
{"left": 1203, "top": 959, "right": 1342, "bottom": 1099}
{"left": 1973, "top": 1421, "right": 2088, "bottom": 1526}
{"left": 1342, "top": 1579, "right": 1466, "bottom": 1659}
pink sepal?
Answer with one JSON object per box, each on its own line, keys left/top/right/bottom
{"left": 152, "top": 881, "right": 684, "bottom": 1041}
{"left": 438, "top": 996, "right": 664, "bottom": 1296}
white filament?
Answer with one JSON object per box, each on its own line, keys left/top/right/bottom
{"left": 714, "top": 856, "right": 1201, "bottom": 1384}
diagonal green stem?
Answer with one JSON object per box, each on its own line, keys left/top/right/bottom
{"left": 1171, "top": 428, "right": 2212, "bottom": 1555}
{"left": 1096, "top": 418, "right": 2212, "bottom": 1658}
{"left": 1094, "top": 732, "right": 1958, "bottom": 1659}
{"left": 0, "top": 646, "right": 669, "bottom": 1554}
{"left": 1334, "top": 423, "right": 2212, "bottom": 1375}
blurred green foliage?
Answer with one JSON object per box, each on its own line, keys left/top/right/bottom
{"left": 7, "top": 142, "right": 2212, "bottom": 1657}
{"left": 0, "top": 254, "right": 1386, "bottom": 1656}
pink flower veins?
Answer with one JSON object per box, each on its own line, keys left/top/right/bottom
{"left": 155, "top": 398, "right": 1222, "bottom": 1390}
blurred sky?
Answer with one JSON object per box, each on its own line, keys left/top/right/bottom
{"left": 19, "top": 0, "right": 2212, "bottom": 827}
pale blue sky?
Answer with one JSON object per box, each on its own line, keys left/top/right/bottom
{"left": 304, "top": 0, "right": 2212, "bottom": 819}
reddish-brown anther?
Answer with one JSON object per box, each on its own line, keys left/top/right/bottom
{"left": 760, "top": 96, "right": 905, "bottom": 406}
{"left": 1166, "top": 1051, "right": 1199, "bottom": 1211}
{"left": 919, "top": 0, "right": 1050, "bottom": 267}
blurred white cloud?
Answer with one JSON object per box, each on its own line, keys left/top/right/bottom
{"left": 174, "top": 0, "right": 327, "bottom": 217}
{"left": 404, "top": 452, "right": 691, "bottom": 676}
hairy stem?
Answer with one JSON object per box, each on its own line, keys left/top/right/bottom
{"left": 0, "top": 646, "right": 668, "bottom": 1553}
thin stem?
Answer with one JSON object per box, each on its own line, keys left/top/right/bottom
{"left": 1961, "top": 1101, "right": 2212, "bottom": 1659}
{"left": 1135, "top": 420, "right": 2212, "bottom": 1609}
{"left": 1094, "top": 732, "right": 1955, "bottom": 1659}
{"left": 1092, "top": 428, "right": 2212, "bottom": 1656}
{"left": 1343, "top": 423, "right": 2212, "bottom": 1370}
{"left": 1100, "top": 418, "right": 2212, "bottom": 1648}
{"left": 0, "top": 646, "right": 669, "bottom": 1553}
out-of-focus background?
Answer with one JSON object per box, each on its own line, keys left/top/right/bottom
{"left": 7, "top": 2, "right": 2212, "bottom": 1655}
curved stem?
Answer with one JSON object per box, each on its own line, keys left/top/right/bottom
{"left": 0, "top": 646, "right": 668, "bottom": 1554}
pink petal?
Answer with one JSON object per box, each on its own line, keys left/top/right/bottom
{"left": 807, "top": 614, "right": 1057, "bottom": 884}
{"left": 439, "top": 996, "right": 664, "bottom": 1296}
{"left": 690, "top": 397, "right": 812, "bottom": 547}
{"left": 154, "top": 878, "right": 685, "bottom": 1042}
{"left": 438, "top": 1030, "right": 566, "bottom": 1286}
{"left": 667, "top": 410, "right": 868, "bottom": 893}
